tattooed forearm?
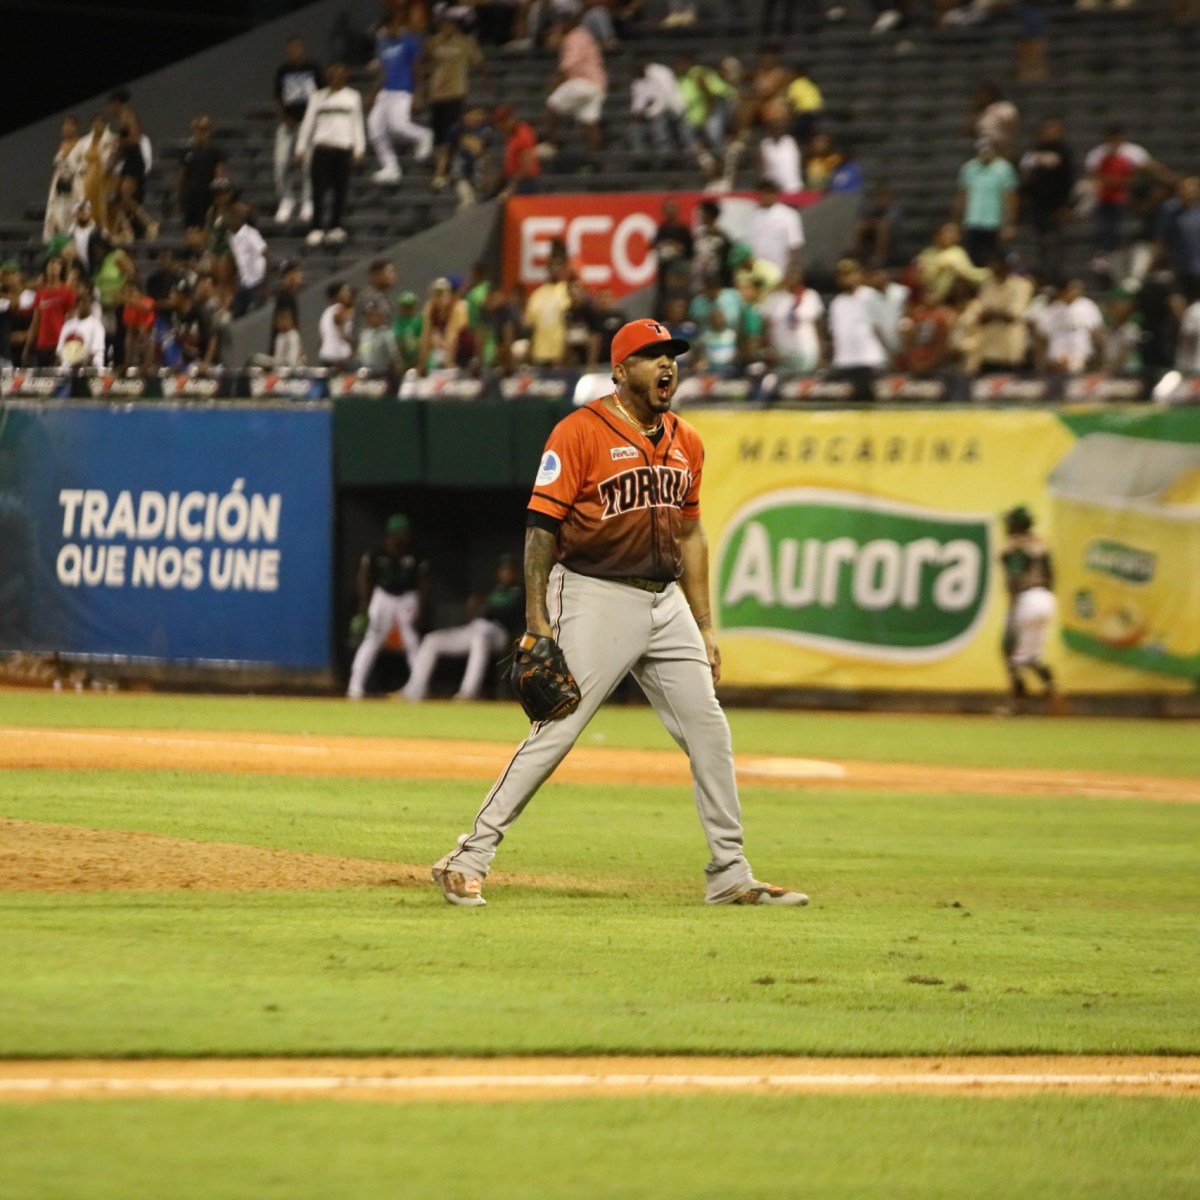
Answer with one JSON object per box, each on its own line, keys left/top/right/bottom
{"left": 524, "top": 525, "right": 558, "bottom": 635}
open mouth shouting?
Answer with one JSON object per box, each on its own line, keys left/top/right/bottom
{"left": 654, "top": 367, "right": 675, "bottom": 403}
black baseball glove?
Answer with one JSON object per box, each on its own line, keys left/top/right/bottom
{"left": 510, "top": 633, "right": 581, "bottom": 723}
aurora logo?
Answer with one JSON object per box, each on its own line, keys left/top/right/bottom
{"left": 717, "top": 489, "right": 992, "bottom": 661}
{"left": 1084, "top": 539, "right": 1155, "bottom": 585}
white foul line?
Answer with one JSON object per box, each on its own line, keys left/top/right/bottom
{"left": 3, "top": 1072, "right": 1199, "bottom": 1098}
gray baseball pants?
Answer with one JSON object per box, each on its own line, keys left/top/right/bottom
{"left": 440, "top": 564, "right": 755, "bottom": 901}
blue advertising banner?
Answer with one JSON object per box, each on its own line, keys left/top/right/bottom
{"left": 0, "top": 402, "right": 333, "bottom": 668}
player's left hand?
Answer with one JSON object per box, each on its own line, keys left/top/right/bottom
{"left": 702, "top": 627, "right": 721, "bottom": 684}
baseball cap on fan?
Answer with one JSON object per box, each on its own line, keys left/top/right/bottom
{"left": 610, "top": 319, "right": 690, "bottom": 366}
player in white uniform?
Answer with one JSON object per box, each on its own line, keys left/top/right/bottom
{"left": 999, "top": 505, "right": 1063, "bottom": 715}
{"left": 431, "top": 319, "right": 810, "bottom": 908}
{"left": 346, "top": 513, "right": 427, "bottom": 700}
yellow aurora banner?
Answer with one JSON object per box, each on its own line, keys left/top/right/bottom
{"left": 686, "top": 407, "right": 1200, "bottom": 694}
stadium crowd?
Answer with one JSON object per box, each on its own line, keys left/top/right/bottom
{"left": 4, "top": 0, "right": 1200, "bottom": 393}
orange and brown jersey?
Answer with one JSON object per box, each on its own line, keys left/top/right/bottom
{"left": 528, "top": 397, "right": 704, "bottom": 581}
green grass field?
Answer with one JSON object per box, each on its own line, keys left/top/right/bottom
{"left": 1, "top": 693, "right": 1197, "bottom": 1196}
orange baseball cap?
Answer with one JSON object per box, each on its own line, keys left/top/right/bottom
{"left": 610, "top": 319, "right": 690, "bottom": 365}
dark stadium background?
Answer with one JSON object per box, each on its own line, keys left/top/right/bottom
{"left": 0, "top": 0, "right": 310, "bottom": 135}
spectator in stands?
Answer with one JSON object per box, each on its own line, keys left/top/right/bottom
{"left": 955, "top": 138, "right": 1018, "bottom": 267}
{"left": 273, "top": 36, "right": 322, "bottom": 224}
{"left": 915, "top": 221, "right": 990, "bottom": 303}
{"left": 109, "top": 176, "right": 159, "bottom": 246}
{"left": 562, "top": 277, "right": 603, "bottom": 366}
{"left": 105, "top": 89, "right": 151, "bottom": 177}
{"left": 897, "top": 289, "right": 957, "bottom": 377}
{"left": 1084, "top": 125, "right": 1156, "bottom": 263}
{"left": 544, "top": 11, "right": 607, "bottom": 154}
{"left": 394, "top": 289, "right": 424, "bottom": 371}
{"left": 785, "top": 61, "right": 823, "bottom": 145}
{"left": 295, "top": 62, "right": 367, "bottom": 247}
{"left": 43, "top": 117, "right": 81, "bottom": 246}
{"left": 803, "top": 132, "right": 841, "bottom": 192}
{"left": 419, "top": 276, "right": 471, "bottom": 371}
{"left": 358, "top": 299, "right": 404, "bottom": 380}
{"left": 228, "top": 203, "right": 269, "bottom": 318}
{"left": 1100, "top": 288, "right": 1143, "bottom": 373}
{"left": 960, "top": 253, "right": 1033, "bottom": 373}
{"left": 445, "top": 105, "right": 496, "bottom": 208}
{"left": 759, "top": 103, "right": 802, "bottom": 194}
{"left": 967, "top": 81, "right": 1018, "bottom": 161}
{"left": 696, "top": 305, "right": 739, "bottom": 374}
{"left": 865, "top": 262, "right": 909, "bottom": 355}
{"left": 56, "top": 292, "right": 106, "bottom": 370}
{"left": 1031, "top": 278, "right": 1103, "bottom": 373}
{"left": 732, "top": 269, "right": 769, "bottom": 364}
{"left": 65, "top": 114, "right": 117, "bottom": 236}
{"left": 318, "top": 281, "right": 355, "bottom": 369}
{"left": 674, "top": 55, "right": 735, "bottom": 173}
{"left": 652, "top": 199, "right": 694, "bottom": 318}
{"left": 493, "top": 104, "right": 541, "bottom": 198}
{"left": 427, "top": 12, "right": 487, "bottom": 191}
{"left": 1174, "top": 290, "right": 1200, "bottom": 373}
{"left": 177, "top": 226, "right": 212, "bottom": 283}
{"left": 272, "top": 259, "right": 305, "bottom": 338}
{"left": 827, "top": 144, "right": 864, "bottom": 194}
{"left": 66, "top": 201, "right": 106, "bottom": 279}
{"left": 1019, "top": 117, "right": 1074, "bottom": 287}
{"left": 725, "top": 45, "right": 791, "bottom": 183}
{"left": 120, "top": 281, "right": 158, "bottom": 370}
{"left": 760, "top": 267, "right": 825, "bottom": 373}
{"left": 689, "top": 271, "right": 741, "bottom": 335}
{"left": 165, "top": 279, "right": 219, "bottom": 370}
{"left": 402, "top": 553, "right": 524, "bottom": 702}
{"left": 855, "top": 186, "right": 903, "bottom": 267}
{"left": 145, "top": 248, "right": 181, "bottom": 305}
{"left": 176, "top": 116, "right": 228, "bottom": 233}
{"left": 480, "top": 285, "right": 522, "bottom": 371}
{"left": 692, "top": 199, "right": 733, "bottom": 287}
{"left": 1136, "top": 246, "right": 1186, "bottom": 373}
{"left": 629, "top": 58, "right": 693, "bottom": 157}
{"left": 828, "top": 258, "right": 888, "bottom": 399}
{"left": 359, "top": 259, "right": 398, "bottom": 324}
{"left": 23, "top": 257, "right": 77, "bottom": 369}
{"left": 746, "top": 178, "right": 804, "bottom": 277}
{"left": 204, "top": 180, "right": 238, "bottom": 302}
{"left": 523, "top": 257, "right": 572, "bottom": 366}
{"left": 271, "top": 308, "right": 306, "bottom": 367}
{"left": 112, "top": 117, "right": 147, "bottom": 210}
{"left": 1156, "top": 176, "right": 1200, "bottom": 301}
{"left": 368, "top": 6, "right": 434, "bottom": 183}
{"left": 0, "top": 261, "right": 29, "bottom": 368}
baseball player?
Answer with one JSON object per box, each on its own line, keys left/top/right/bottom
{"left": 346, "top": 513, "right": 428, "bottom": 699}
{"left": 999, "top": 505, "right": 1063, "bottom": 714}
{"left": 367, "top": 8, "right": 434, "bottom": 184}
{"left": 431, "top": 319, "right": 809, "bottom": 908}
{"left": 403, "top": 553, "right": 524, "bottom": 701}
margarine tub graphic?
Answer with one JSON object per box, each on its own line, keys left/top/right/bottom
{"left": 1048, "top": 432, "right": 1200, "bottom": 679}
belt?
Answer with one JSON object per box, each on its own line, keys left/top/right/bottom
{"left": 610, "top": 576, "right": 673, "bottom": 594}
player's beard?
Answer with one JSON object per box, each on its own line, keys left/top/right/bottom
{"left": 629, "top": 371, "right": 675, "bottom": 416}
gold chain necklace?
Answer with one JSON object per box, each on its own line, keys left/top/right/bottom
{"left": 612, "top": 393, "right": 662, "bottom": 436}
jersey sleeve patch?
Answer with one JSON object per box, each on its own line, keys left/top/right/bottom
{"left": 535, "top": 450, "right": 562, "bottom": 485}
